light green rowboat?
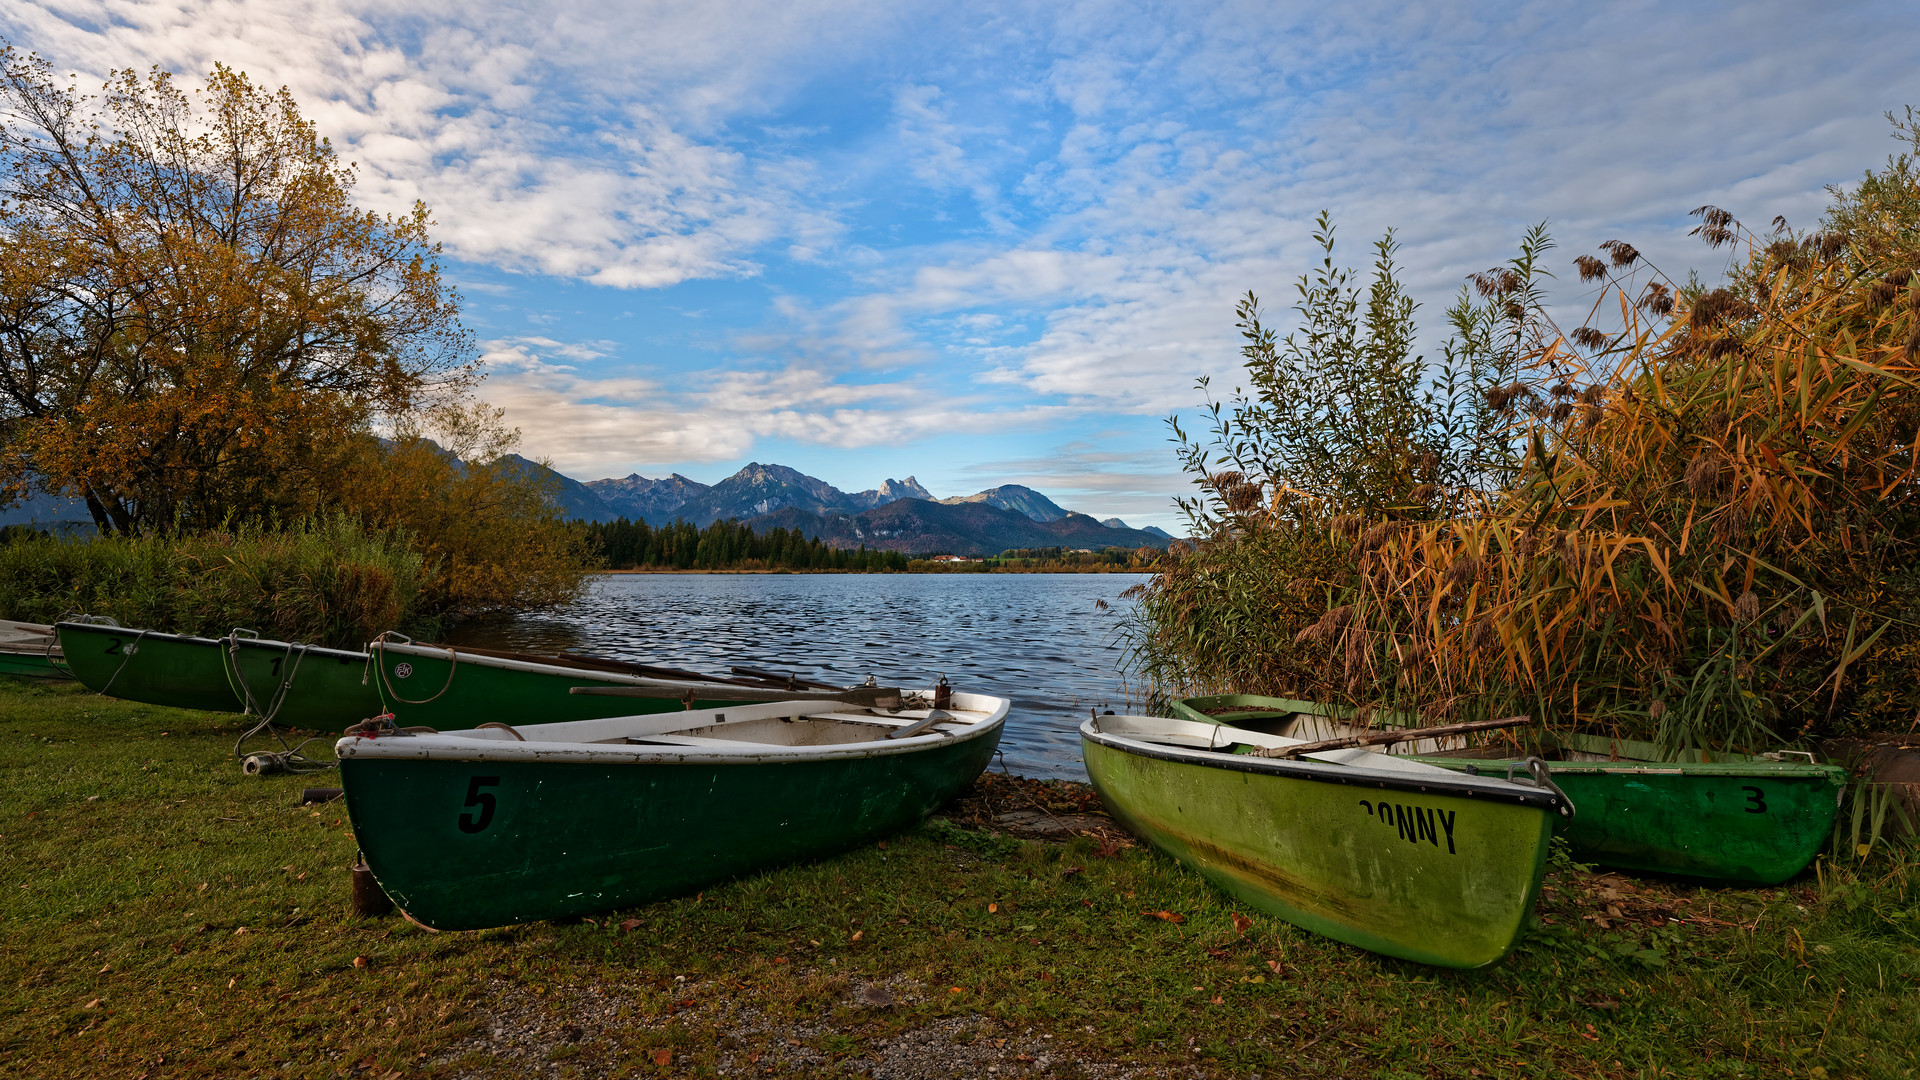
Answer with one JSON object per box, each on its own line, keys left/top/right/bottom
{"left": 1082, "top": 713, "right": 1570, "bottom": 969}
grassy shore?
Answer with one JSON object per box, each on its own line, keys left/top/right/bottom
{"left": 4, "top": 676, "right": 1917, "bottom": 1080}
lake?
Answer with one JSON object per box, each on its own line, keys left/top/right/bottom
{"left": 446, "top": 572, "right": 1151, "bottom": 780}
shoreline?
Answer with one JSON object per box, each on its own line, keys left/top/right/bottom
{"left": 594, "top": 567, "right": 1159, "bottom": 576}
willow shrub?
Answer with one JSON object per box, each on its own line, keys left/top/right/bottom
{"left": 1138, "top": 116, "right": 1920, "bottom": 751}
{"left": 0, "top": 516, "right": 432, "bottom": 645}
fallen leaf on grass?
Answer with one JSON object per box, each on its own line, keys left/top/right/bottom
{"left": 652, "top": 1049, "right": 672, "bottom": 1066}
{"left": 988, "top": 903, "right": 998, "bottom": 914}
{"left": 1210, "top": 995, "right": 1224, "bottom": 1004}
{"left": 1231, "top": 912, "right": 1253, "bottom": 936}
{"left": 352, "top": 956, "right": 368, "bottom": 969}
{"left": 1062, "top": 866, "right": 1084, "bottom": 877}
{"left": 849, "top": 930, "right": 863, "bottom": 942}
{"left": 83, "top": 999, "right": 100, "bottom": 1010}
{"left": 1143, "top": 910, "right": 1186, "bottom": 924}
{"left": 227, "top": 977, "right": 236, "bottom": 989}
{"left": 950, "top": 986, "right": 964, "bottom": 994}
{"left": 1094, "top": 839, "right": 1124, "bottom": 858}
{"left": 1266, "top": 959, "right": 1286, "bottom": 976}
{"left": 621, "top": 918, "right": 643, "bottom": 932}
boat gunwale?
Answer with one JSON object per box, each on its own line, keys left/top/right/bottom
{"left": 1174, "top": 695, "right": 1841, "bottom": 776}
{"left": 1443, "top": 759, "right": 1848, "bottom": 780}
{"left": 339, "top": 693, "right": 1010, "bottom": 766}
{"left": 1081, "top": 718, "right": 1569, "bottom": 812}
{"left": 57, "top": 621, "right": 372, "bottom": 663}
{"left": 56, "top": 621, "right": 223, "bottom": 648}
{"left": 368, "top": 637, "right": 778, "bottom": 690}
{"left": 227, "top": 636, "right": 369, "bottom": 663}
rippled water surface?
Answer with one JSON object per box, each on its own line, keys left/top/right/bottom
{"left": 446, "top": 573, "right": 1149, "bottom": 780}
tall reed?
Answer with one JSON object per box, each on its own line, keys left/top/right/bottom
{"left": 0, "top": 516, "right": 433, "bottom": 646}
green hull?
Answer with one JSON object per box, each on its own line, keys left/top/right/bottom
{"left": 340, "top": 721, "right": 1002, "bottom": 930}
{"left": 54, "top": 624, "right": 768, "bottom": 730}
{"left": 1082, "top": 722, "right": 1562, "bottom": 969}
{"left": 224, "top": 638, "right": 387, "bottom": 728}
{"left": 366, "top": 644, "right": 774, "bottom": 726}
{"left": 1173, "top": 695, "right": 1848, "bottom": 884}
{"left": 56, "top": 623, "right": 242, "bottom": 712}
{"left": 1423, "top": 760, "right": 1845, "bottom": 885}
{"left": 57, "top": 623, "right": 385, "bottom": 726}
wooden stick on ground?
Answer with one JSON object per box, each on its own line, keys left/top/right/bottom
{"left": 1249, "top": 715, "right": 1531, "bottom": 760}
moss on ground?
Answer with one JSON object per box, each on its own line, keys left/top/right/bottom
{"left": 3, "top": 676, "right": 1917, "bottom": 1079}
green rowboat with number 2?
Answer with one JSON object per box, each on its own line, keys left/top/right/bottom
{"left": 1172, "top": 694, "right": 1847, "bottom": 885}
{"left": 52, "top": 622, "right": 807, "bottom": 730}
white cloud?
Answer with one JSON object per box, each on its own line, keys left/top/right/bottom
{"left": 475, "top": 336, "right": 1072, "bottom": 478}
{"left": 3, "top": 0, "right": 865, "bottom": 287}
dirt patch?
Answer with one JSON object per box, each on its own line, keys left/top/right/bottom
{"left": 434, "top": 974, "right": 1204, "bottom": 1079}
{"left": 945, "top": 774, "right": 1134, "bottom": 847}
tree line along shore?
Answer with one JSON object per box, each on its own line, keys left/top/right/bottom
{"left": 582, "top": 517, "right": 1164, "bottom": 574}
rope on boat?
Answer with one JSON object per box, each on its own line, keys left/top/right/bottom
{"left": 1515, "top": 756, "right": 1576, "bottom": 819}
{"left": 370, "top": 632, "right": 460, "bottom": 706}
{"left": 224, "top": 632, "right": 335, "bottom": 776}
{"left": 96, "top": 628, "right": 149, "bottom": 700}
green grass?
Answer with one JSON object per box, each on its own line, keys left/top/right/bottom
{"left": 3, "top": 675, "right": 1917, "bottom": 1079}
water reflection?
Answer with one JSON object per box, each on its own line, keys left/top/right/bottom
{"left": 445, "top": 572, "right": 1149, "bottom": 780}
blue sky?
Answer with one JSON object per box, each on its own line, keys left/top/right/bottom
{"left": 8, "top": 0, "right": 1920, "bottom": 528}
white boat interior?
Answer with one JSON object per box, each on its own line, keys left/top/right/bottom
{"left": 0, "top": 619, "right": 58, "bottom": 657}
{"left": 1213, "top": 708, "right": 1474, "bottom": 757}
{"left": 337, "top": 690, "right": 1010, "bottom": 764}
{"left": 1090, "top": 713, "right": 1462, "bottom": 778}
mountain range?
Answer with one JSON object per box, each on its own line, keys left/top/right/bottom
{"left": 564, "top": 461, "right": 1174, "bottom": 555}
{"left": 0, "top": 455, "right": 1177, "bottom": 556}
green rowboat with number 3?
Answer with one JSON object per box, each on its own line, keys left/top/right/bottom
{"left": 1171, "top": 694, "right": 1848, "bottom": 885}
{"left": 1082, "top": 713, "right": 1571, "bottom": 969}
{"left": 335, "top": 690, "right": 1010, "bottom": 930}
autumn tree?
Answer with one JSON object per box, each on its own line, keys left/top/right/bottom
{"left": 0, "top": 47, "right": 473, "bottom": 533}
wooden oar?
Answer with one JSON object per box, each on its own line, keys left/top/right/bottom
{"left": 729, "top": 665, "right": 843, "bottom": 691}
{"left": 570, "top": 684, "right": 905, "bottom": 710}
{"left": 446, "top": 643, "right": 773, "bottom": 687}
{"left": 1249, "top": 715, "right": 1531, "bottom": 760}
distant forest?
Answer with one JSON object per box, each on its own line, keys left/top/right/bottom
{"left": 586, "top": 518, "right": 909, "bottom": 571}
{"left": 582, "top": 518, "right": 1165, "bottom": 572}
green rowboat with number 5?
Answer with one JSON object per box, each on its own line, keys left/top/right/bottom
{"left": 1082, "top": 713, "right": 1571, "bottom": 969}
{"left": 336, "top": 689, "right": 1010, "bottom": 930}
{"left": 1172, "top": 694, "right": 1848, "bottom": 885}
